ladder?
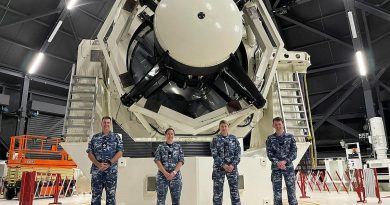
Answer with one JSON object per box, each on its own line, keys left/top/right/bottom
{"left": 275, "top": 71, "right": 311, "bottom": 142}
{"left": 63, "top": 72, "right": 98, "bottom": 142}
{"left": 6, "top": 168, "right": 19, "bottom": 186}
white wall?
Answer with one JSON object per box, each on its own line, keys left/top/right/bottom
{"left": 116, "top": 157, "right": 273, "bottom": 205}
{"left": 62, "top": 142, "right": 310, "bottom": 205}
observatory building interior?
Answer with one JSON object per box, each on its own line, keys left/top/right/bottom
{"left": 0, "top": 0, "right": 390, "bottom": 204}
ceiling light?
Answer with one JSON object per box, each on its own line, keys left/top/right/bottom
{"left": 48, "top": 20, "right": 63, "bottom": 42}
{"left": 347, "top": 11, "right": 357, "bottom": 39}
{"left": 66, "top": 0, "right": 78, "bottom": 10}
{"left": 28, "top": 52, "right": 45, "bottom": 74}
{"left": 355, "top": 51, "right": 367, "bottom": 76}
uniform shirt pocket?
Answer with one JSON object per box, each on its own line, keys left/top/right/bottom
{"left": 172, "top": 147, "right": 180, "bottom": 162}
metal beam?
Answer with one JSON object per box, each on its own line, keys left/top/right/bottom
{"left": 67, "top": 12, "right": 80, "bottom": 42}
{"left": 362, "top": 10, "right": 377, "bottom": 75}
{"left": 273, "top": 0, "right": 281, "bottom": 9}
{"left": 372, "top": 61, "right": 390, "bottom": 85}
{"left": 264, "top": 0, "right": 288, "bottom": 44}
{"left": 307, "top": 62, "right": 354, "bottom": 74}
{"left": 380, "top": 82, "right": 390, "bottom": 94}
{"left": 0, "top": 35, "right": 75, "bottom": 64}
{"left": 74, "top": 0, "right": 112, "bottom": 7}
{"left": 373, "top": 70, "right": 386, "bottom": 84}
{"left": 30, "top": 76, "right": 69, "bottom": 90}
{"left": 0, "top": 8, "right": 61, "bottom": 28}
{"left": 30, "top": 90, "right": 68, "bottom": 101}
{"left": 31, "top": 100, "right": 66, "bottom": 115}
{"left": 309, "top": 90, "right": 335, "bottom": 96}
{"left": 0, "top": 62, "right": 65, "bottom": 81}
{"left": 45, "top": 53, "right": 75, "bottom": 64}
{"left": 291, "top": 39, "right": 332, "bottom": 50}
{"left": 375, "top": 84, "right": 388, "bottom": 137}
{"left": 379, "top": 0, "right": 390, "bottom": 7}
{"left": 87, "top": 0, "right": 111, "bottom": 39}
{"left": 312, "top": 113, "right": 364, "bottom": 121}
{"left": 0, "top": 66, "right": 69, "bottom": 89}
{"left": 311, "top": 76, "right": 357, "bottom": 109}
{"left": 77, "top": 8, "right": 104, "bottom": 22}
{"left": 291, "top": 34, "right": 352, "bottom": 51}
{"left": 40, "top": 4, "right": 69, "bottom": 52}
{"left": 326, "top": 118, "right": 360, "bottom": 137}
{"left": 281, "top": 10, "right": 345, "bottom": 31}
{"left": 313, "top": 78, "right": 361, "bottom": 131}
{"left": 372, "top": 29, "right": 390, "bottom": 44}
{"left": 5, "top": 2, "right": 76, "bottom": 67}
{"left": 0, "top": 114, "right": 10, "bottom": 151}
{"left": 315, "top": 135, "right": 350, "bottom": 142}
{"left": 275, "top": 13, "right": 353, "bottom": 49}
{"left": 274, "top": 0, "right": 314, "bottom": 10}
{"left": 344, "top": 0, "right": 376, "bottom": 119}
{"left": 0, "top": 66, "right": 23, "bottom": 79}
{"left": 355, "top": 0, "right": 390, "bottom": 22}
{"left": 0, "top": 3, "right": 77, "bottom": 40}
{"left": 362, "top": 11, "right": 373, "bottom": 51}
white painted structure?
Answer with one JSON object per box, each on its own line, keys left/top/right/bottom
{"left": 61, "top": 0, "right": 312, "bottom": 204}
{"left": 63, "top": 143, "right": 310, "bottom": 205}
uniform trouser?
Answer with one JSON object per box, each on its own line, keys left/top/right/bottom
{"left": 271, "top": 168, "right": 298, "bottom": 205}
{"left": 212, "top": 169, "right": 241, "bottom": 205}
{"left": 91, "top": 169, "right": 117, "bottom": 205}
{"left": 156, "top": 172, "right": 182, "bottom": 205}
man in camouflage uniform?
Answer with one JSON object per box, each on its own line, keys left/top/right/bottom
{"left": 266, "top": 117, "right": 298, "bottom": 205}
{"left": 154, "top": 128, "right": 184, "bottom": 205}
{"left": 87, "top": 116, "right": 123, "bottom": 205}
{"left": 210, "top": 120, "right": 241, "bottom": 205}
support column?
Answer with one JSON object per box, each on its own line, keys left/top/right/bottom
{"left": 344, "top": 0, "right": 376, "bottom": 119}
{"left": 16, "top": 75, "right": 30, "bottom": 135}
{"left": 344, "top": 0, "right": 388, "bottom": 161}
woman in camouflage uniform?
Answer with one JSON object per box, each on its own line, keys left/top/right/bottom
{"left": 154, "top": 128, "right": 185, "bottom": 205}
{"left": 210, "top": 120, "right": 241, "bottom": 205}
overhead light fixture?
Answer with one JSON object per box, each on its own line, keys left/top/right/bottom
{"left": 48, "top": 20, "right": 63, "bottom": 42}
{"left": 355, "top": 51, "right": 367, "bottom": 76}
{"left": 340, "top": 139, "right": 345, "bottom": 148}
{"left": 28, "top": 52, "right": 45, "bottom": 74}
{"left": 66, "top": 0, "right": 78, "bottom": 10}
{"left": 347, "top": 11, "right": 357, "bottom": 39}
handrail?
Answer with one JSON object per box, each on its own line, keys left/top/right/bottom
{"left": 7, "top": 135, "right": 76, "bottom": 167}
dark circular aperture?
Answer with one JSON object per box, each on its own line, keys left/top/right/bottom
{"left": 198, "top": 12, "right": 205, "bottom": 19}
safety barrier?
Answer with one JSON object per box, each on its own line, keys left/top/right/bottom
{"left": 296, "top": 168, "right": 382, "bottom": 204}
{"left": 48, "top": 174, "right": 62, "bottom": 205}
{"left": 18, "top": 171, "right": 75, "bottom": 204}
{"left": 19, "top": 171, "right": 35, "bottom": 205}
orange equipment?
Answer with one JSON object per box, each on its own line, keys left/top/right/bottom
{"left": 4, "top": 135, "right": 77, "bottom": 200}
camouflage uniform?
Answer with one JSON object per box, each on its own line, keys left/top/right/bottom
{"left": 210, "top": 134, "right": 241, "bottom": 205}
{"left": 86, "top": 131, "right": 123, "bottom": 205}
{"left": 266, "top": 132, "right": 298, "bottom": 205}
{"left": 154, "top": 143, "right": 185, "bottom": 205}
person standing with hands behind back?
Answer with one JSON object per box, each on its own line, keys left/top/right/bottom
{"left": 154, "top": 128, "right": 184, "bottom": 205}
{"left": 87, "top": 116, "right": 123, "bottom": 205}
{"left": 211, "top": 120, "right": 241, "bottom": 205}
{"left": 266, "top": 117, "right": 298, "bottom": 205}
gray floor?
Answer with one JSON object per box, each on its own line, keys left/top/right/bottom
{"left": 0, "top": 192, "right": 389, "bottom": 204}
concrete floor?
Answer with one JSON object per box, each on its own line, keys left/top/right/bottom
{"left": 295, "top": 192, "right": 390, "bottom": 205}
{"left": 0, "top": 194, "right": 91, "bottom": 205}
{"left": 0, "top": 192, "right": 389, "bottom": 204}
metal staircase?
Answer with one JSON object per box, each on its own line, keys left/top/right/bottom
{"left": 275, "top": 71, "right": 311, "bottom": 142}
{"left": 63, "top": 74, "right": 98, "bottom": 142}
